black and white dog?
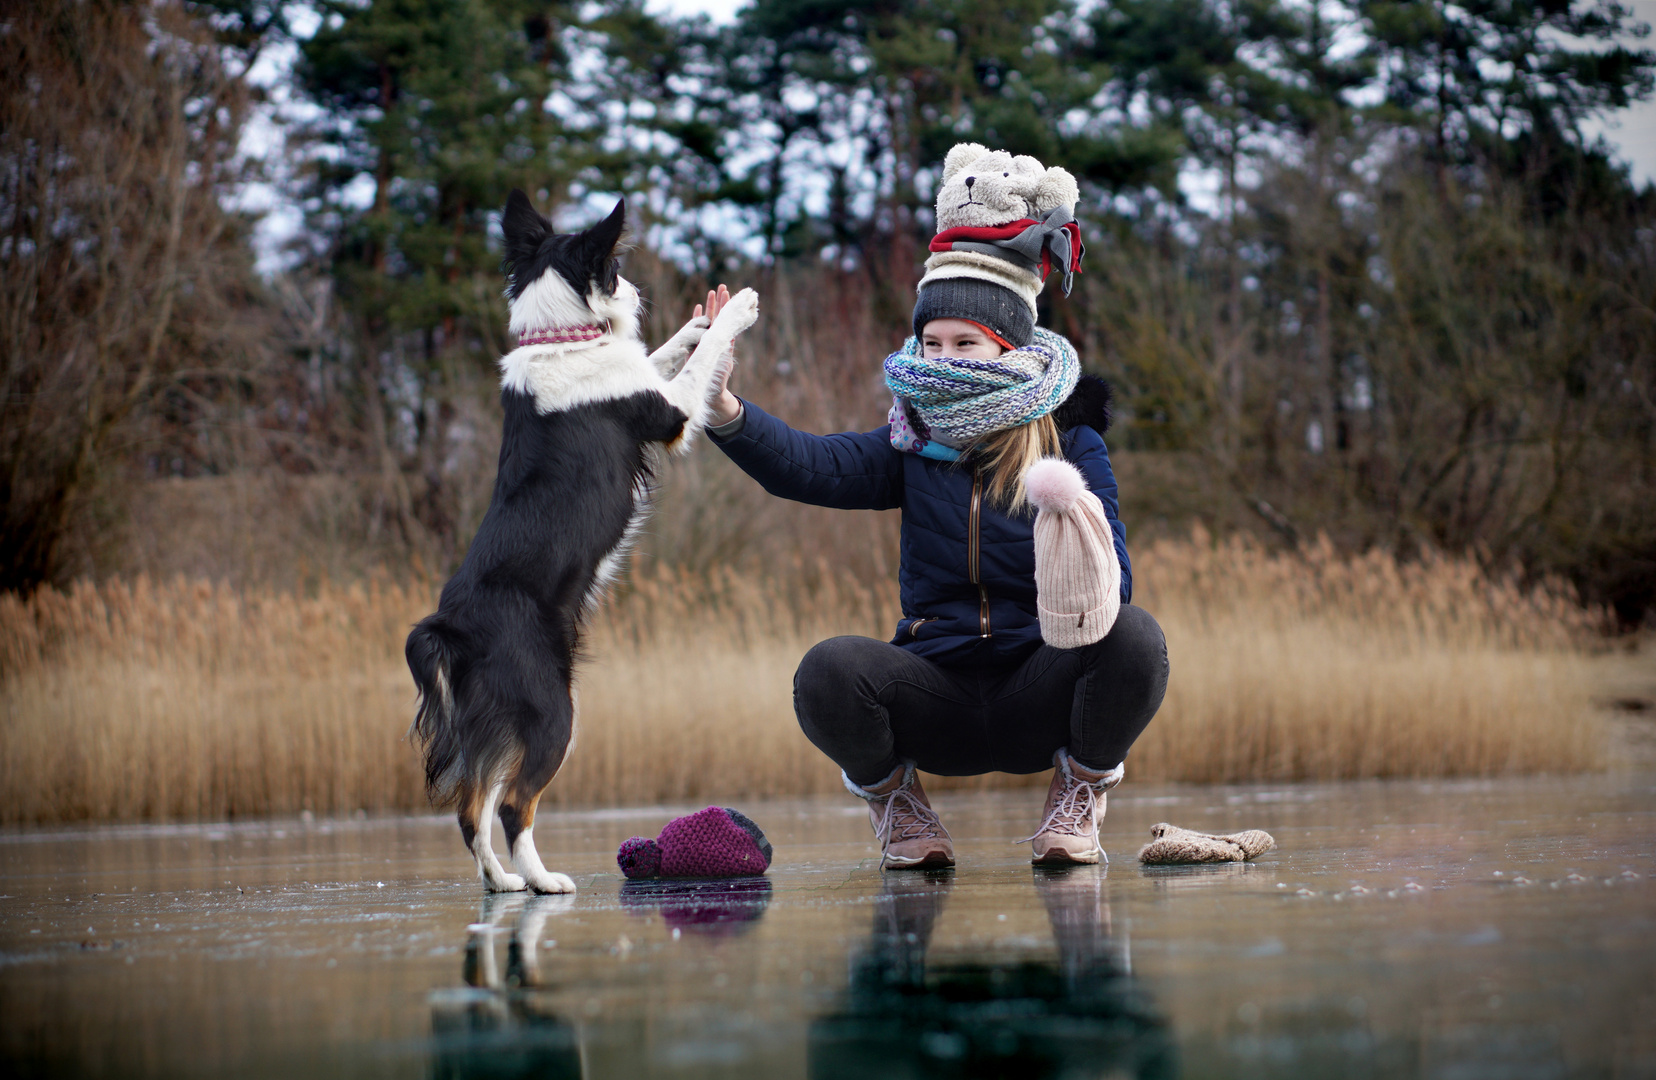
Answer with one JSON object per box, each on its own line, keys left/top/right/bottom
{"left": 406, "top": 192, "right": 758, "bottom": 894}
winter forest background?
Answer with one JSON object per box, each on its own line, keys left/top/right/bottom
{"left": 4, "top": 0, "right": 1655, "bottom": 623}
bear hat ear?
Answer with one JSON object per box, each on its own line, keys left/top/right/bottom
{"left": 1010, "top": 154, "right": 1046, "bottom": 177}
{"left": 1032, "top": 166, "right": 1080, "bottom": 216}
{"left": 941, "top": 142, "right": 992, "bottom": 184}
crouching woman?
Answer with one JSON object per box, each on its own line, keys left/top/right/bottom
{"left": 701, "top": 271, "right": 1168, "bottom": 869}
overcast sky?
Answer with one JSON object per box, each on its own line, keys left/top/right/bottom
{"left": 650, "top": 0, "right": 1656, "bottom": 187}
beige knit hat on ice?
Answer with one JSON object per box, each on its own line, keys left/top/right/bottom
{"left": 1025, "top": 458, "right": 1121, "bottom": 649}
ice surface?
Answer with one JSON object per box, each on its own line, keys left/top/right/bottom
{"left": 2, "top": 774, "right": 1652, "bottom": 1078}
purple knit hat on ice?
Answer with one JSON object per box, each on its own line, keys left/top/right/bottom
{"left": 616, "top": 807, "right": 773, "bottom": 879}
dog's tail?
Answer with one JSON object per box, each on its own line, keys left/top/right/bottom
{"left": 406, "top": 615, "right": 465, "bottom": 807}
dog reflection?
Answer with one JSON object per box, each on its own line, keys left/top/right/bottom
{"left": 810, "top": 868, "right": 1174, "bottom": 1079}
{"left": 430, "top": 894, "right": 582, "bottom": 1080}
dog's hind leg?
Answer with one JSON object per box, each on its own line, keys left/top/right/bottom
{"left": 500, "top": 785, "right": 575, "bottom": 895}
{"left": 500, "top": 724, "right": 576, "bottom": 895}
{"left": 462, "top": 780, "right": 527, "bottom": 893}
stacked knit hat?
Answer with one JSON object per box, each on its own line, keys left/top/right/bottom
{"left": 1024, "top": 458, "right": 1121, "bottom": 648}
{"left": 913, "top": 143, "right": 1084, "bottom": 347}
{"left": 617, "top": 806, "right": 773, "bottom": 879}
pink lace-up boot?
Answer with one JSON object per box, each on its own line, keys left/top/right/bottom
{"left": 844, "top": 764, "right": 955, "bottom": 870}
{"left": 1020, "top": 749, "right": 1125, "bottom": 865}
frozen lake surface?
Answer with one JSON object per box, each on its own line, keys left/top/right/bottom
{"left": 2, "top": 774, "right": 1653, "bottom": 1078}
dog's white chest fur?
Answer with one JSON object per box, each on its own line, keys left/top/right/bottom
{"left": 499, "top": 339, "right": 663, "bottom": 414}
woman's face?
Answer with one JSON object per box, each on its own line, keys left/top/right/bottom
{"left": 922, "top": 319, "right": 1005, "bottom": 360}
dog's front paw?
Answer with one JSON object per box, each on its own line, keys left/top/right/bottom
{"left": 668, "top": 315, "right": 710, "bottom": 348}
{"left": 526, "top": 871, "right": 577, "bottom": 895}
{"left": 713, "top": 288, "right": 760, "bottom": 335}
{"left": 648, "top": 315, "right": 711, "bottom": 374}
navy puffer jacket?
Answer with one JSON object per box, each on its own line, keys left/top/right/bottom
{"left": 711, "top": 375, "right": 1129, "bottom": 667}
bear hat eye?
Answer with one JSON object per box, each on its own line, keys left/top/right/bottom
{"left": 1003, "top": 172, "right": 1009, "bottom": 176}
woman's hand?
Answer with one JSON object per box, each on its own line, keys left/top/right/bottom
{"left": 697, "top": 284, "right": 743, "bottom": 428}
{"left": 692, "top": 284, "right": 729, "bottom": 322}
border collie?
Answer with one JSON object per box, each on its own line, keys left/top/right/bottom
{"left": 405, "top": 192, "right": 758, "bottom": 893}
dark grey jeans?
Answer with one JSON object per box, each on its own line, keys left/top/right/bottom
{"left": 794, "top": 605, "right": 1169, "bottom": 787}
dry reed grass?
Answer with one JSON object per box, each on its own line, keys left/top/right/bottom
{"left": 0, "top": 537, "right": 1609, "bottom": 824}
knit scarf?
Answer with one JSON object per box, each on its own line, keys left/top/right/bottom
{"left": 884, "top": 327, "right": 1079, "bottom": 462}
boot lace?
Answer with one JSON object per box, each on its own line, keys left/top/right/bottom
{"left": 1016, "top": 775, "right": 1098, "bottom": 844}
{"left": 873, "top": 785, "right": 950, "bottom": 851}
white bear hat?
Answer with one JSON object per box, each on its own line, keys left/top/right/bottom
{"left": 912, "top": 143, "right": 1084, "bottom": 349}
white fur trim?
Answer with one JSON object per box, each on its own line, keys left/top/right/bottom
{"left": 842, "top": 763, "right": 912, "bottom": 800}
{"left": 1025, "top": 458, "right": 1088, "bottom": 513}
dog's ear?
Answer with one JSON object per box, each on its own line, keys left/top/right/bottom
{"left": 582, "top": 198, "right": 626, "bottom": 259}
{"left": 502, "top": 189, "right": 552, "bottom": 295}
{"left": 572, "top": 198, "right": 626, "bottom": 294}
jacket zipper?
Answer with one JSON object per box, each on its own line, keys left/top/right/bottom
{"left": 970, "top": 466, "right": 990, "bottom": 638}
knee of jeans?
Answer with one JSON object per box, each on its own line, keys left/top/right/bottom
{"left": 794, "top": 636, "right": 877, "bottom": 711}
{"left": 1112, "top": 605, "right": 1166, "bottom": 657}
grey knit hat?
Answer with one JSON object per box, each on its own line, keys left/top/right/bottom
{"left": 911, "top": 277, "right": 1035, "bottom": 349}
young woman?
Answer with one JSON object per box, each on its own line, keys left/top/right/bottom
{"left": 697, "top": 153, "right": 1168, "bottom": 868}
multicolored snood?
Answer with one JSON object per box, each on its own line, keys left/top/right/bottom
{"left": 884, "top": 327, "right": 1080, "bottom": 461}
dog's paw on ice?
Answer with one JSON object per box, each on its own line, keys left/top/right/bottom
{"left": 527, "top": 872, "right": 577, "bottom": 895}
{"left": 484, "top": 872, "right": 528, "bottom": 893}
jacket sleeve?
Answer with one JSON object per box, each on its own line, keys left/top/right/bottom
{"left": 1066, "top": 425, "right": 1132, "bottom": 604}
{"left": 709, "top": 400, "right": 904, "bottom": 511}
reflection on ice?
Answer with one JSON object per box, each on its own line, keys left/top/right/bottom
{"left": 810, "top": 868, "right": 1173, "bottom": 1079}
{"left": 619, "top": 876, "right": 773, "bottom": 936}
{"left": 434, "top": 895, "right": 583, "bottom": 1079}
{"left": 429, "top": 990, "right": 581, "bottom": 1080}
{"left": 4, "top": 776, "right": 1651, "bottom": 1078}
{"left": 433, "top": 878, "right": 778, "bottom": 1078}
{"left": 462, "top": 893, "right": 576, "bottom": 989}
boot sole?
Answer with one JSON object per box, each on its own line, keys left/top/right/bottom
{"left": 1031, "top": 847, "right": 1101, "bottom": 866}
{"left": 882, "top": 850, "right": 955, "bottom": 870}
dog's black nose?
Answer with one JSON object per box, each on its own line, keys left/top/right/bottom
{"left": 964, "top": 175, "right": 975, "bottom": 189}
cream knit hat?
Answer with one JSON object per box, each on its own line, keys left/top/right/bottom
{"left": 1025, "top": 458, "right": 1121, "bottom": 648}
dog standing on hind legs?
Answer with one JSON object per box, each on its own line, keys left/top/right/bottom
{"left": 405, "top": 190, "right": 759, "bottom": 894}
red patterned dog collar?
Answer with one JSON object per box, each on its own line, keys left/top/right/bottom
{"left": 516, "top": 323, "right": 607, "bottom": 347}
